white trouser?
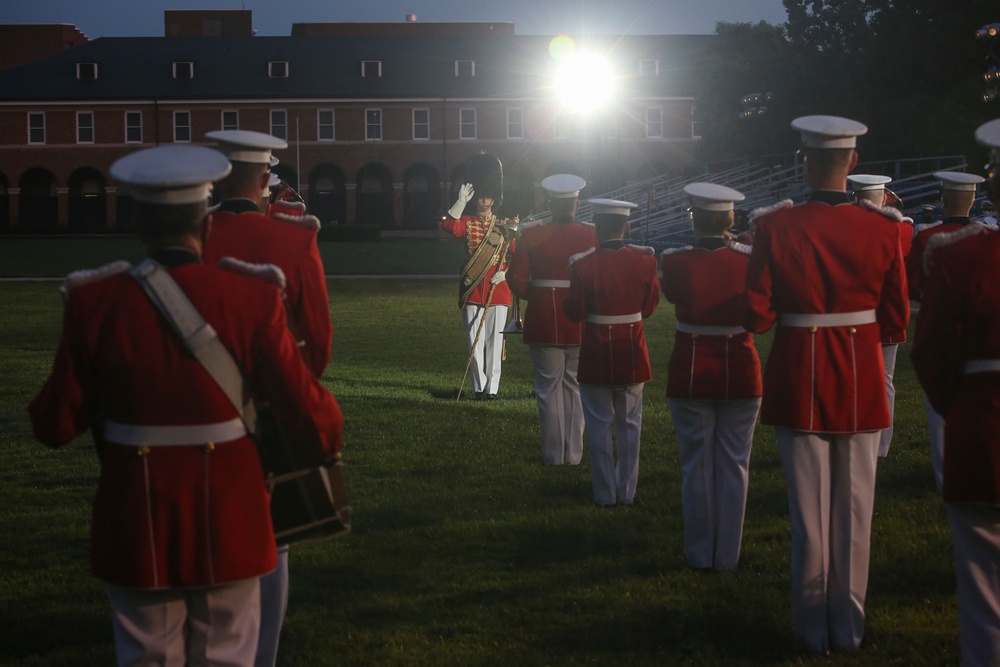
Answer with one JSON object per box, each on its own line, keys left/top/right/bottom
{"left": 580, "top": 383, "right": 644, "bottom": 505}
{"left": 776, "top": 427, "right": 879, "bottom": 654}
{"left": 948, "top": 502, "right": 1000, "bottom": 667}
{"left": 878, "top": 344, "right": 899, "bottom": 458}
{"left": 669, "top": 398, "right": 761, "bottom": 571}
{"left": 105, "top": 577, "right": 261, "bottom": 667}
{"left": 462, "top": 304, "right": 508, "bottom": 395}
{"left": 924, "top": 394, "right": 946, "bottom": 493}
{"left": 255, "top": 548, "right": 289, "bottom": 667}
{"left": 529, "top": 344, "right": 584, "bottom": 465}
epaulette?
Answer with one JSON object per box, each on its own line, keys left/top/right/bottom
{"left": 625, "top": 244, "right": 656, "bottom": 255}
{"left": 914, "top": 221, "right": 943, "bottom": 234}
{"left": 271, "top": 200, "right": 307, "bottom": 214}
{"left": 728, "top": 241, "right": 753, "bottom": 255}
{"left": 857, "top": 198, "right": 904, "bottom": 222}
{"left": 749, "top": 199, "right": 794, "bottom": 222}
{"left": 923, "top": 222, "right": 990, "bottom": 274}
{"left": 61, "top": 260, "right": 131, "bottom": 296}
{"left": 218, "top": 256, "right": 287, "bottom": 289}
{"left": 270, "top": 211, "right": 321, "bottom": 233}
{"left": 659, "top": 245, "right": 693, "bottom": 257}
{"left": 567, "top": 247, "right": 596, "bottom": 268}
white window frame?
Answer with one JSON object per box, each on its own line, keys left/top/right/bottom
{"left": 172, "top": 61, "right": 194, "bottom": 79}
{"left": 412, "top": 108, "right": 430, "bottom": 140}
{"left": 28, "top": 112, "right": 45, "bottom": 145}
{"left": 76, "top": 62, "right": 98, "bottom": 80}
{"left": 76, "top": 111, "right": 95, "bottom": 144}
{"left": 361, "top": 60, "right": 382, "bottom": 78}
{"left": 365, "top": 108, "right": 382, "bottom": 141}
{"left": 268, "top": 61, "right": 289, "bottom": 78}
{"left": 646, "top": 107, "right": 663, "bottom": 138}
{"left": 270, "top": 109, "right": 287, "bottom": 140}
{"left": 125, "top": 111, "right": 143, "bottom": 143}
{"left": 173, "top": 110, "right": 191, "bottom": 142}
{"left": 507, "top": 107, "right": 523, "bottom": 139}
{"left": 459, "top": 108, "right": 476, "bottom": 140}
{"left": 221, "top": 109, "right": 239, "bottom": 131}
{"left": 317, "top": 109, "right": 335, "bottom": 141}
{"left": 455, "top": 60, "right": 475, "bottom": 77}
{"left": 639, "top": 59, "right": 659, "bottom": 77}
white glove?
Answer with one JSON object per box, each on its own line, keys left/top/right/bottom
{"left": 490, "top": 269, "right": 506, "bottom": 285}
{"left": 448, "top": 183, "right": 475, "bottom": 219}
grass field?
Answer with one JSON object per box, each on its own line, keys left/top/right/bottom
{"left": 0, "top": 239, "right": 959, "bottom": 666}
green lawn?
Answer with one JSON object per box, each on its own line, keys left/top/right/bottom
{"left": 0, "top": 267, "right": 958, "bottom": 665}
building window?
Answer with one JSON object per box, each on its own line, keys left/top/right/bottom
{"left": 28, "top": 112, "right": 45, "bottom": 144}
{"left": 639, "top": 59, "right": 659, "bottom": 77}
{"left": 268, "top": 61, "right": 289, "bottom": 78}
{"left": 270, "top": 109, "right": 287, "bottom": 140}
{"left": 221, "top": 110, "right": 239, "bottom": 131}
{"left": 173, "top": 61, "right": 194, "bottom": 79}
{"left": 125, "top": 111, "right": 143, "bottom": 143}
{"left": 413, "top": 108, "right": 430, "bottom": 140}
{"left": 507, "top": 108, "right": 523, "bottom": 139}
{"left": 459, "top": 108, "right": 476, "bottom": 140}
{"left": 361, "top": 60, "right": 382, "bottom": 78}
{"left": 318, "top": 110, "right": 335, "bottom": 141}
{"left": 174, "top": 111, "right": 191, "bottom": 142}
{"left": 455, "top": 60, "right": 475, "bottom": 77}
{"left": 77, "top": 62, "right": 98, "bottom": 80}
{"left": 77, "top": 112, "right": 95, "bottom": 143}
{"left": 646, "top": 107, "right": 663, "bottom": 138}
{"left": 366, "top": 109, "right": 382, "bottom": 141}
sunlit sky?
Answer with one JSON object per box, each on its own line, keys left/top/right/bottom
{"left": 1, "top": 0, "right": 788, "bottom": 38}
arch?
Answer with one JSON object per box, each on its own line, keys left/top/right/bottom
{"left": 271, "top": 163, "right": 299, "bottom": 194}
{"left": 355, "top": 163, "right": 394, "bottom": 227}
{"left": 19, "top": 167, "right": 58, "bottom": 233}
{"left": 68, "top": 167, "right": 108, "bottom": 233}
{"left": 402, "top": 163, "right": 441, "bottom": 229}
{"left": 307, "top": 164, "right": 347, "bottom": 225}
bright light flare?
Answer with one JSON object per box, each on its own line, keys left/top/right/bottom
{"left": 551, "top": 51, "right": 616, "bottom": 113}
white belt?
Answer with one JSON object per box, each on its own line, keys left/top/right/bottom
{"left": 104, "top": 418, "right": 247, "bottom": 446}
{"left": 676, "top": 322, "right": 746, "bottom": 336}
{"left": 531, "top": 279, "right": 571, "bottom": 288}
{"left": 778, "top": 309, "right": 876, "bottom": 328}
{"left": 588, "top": 312, "right": 642, "bottom": 325}
{"left": 964, "top": 359, "right": 1000, "bottom": 374}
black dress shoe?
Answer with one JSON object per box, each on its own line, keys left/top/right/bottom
{"left": 474, "top": 391, "right": 485, "bottom": 401}
{"left": 486, "top": 393, "right": 498, "bottom": 400}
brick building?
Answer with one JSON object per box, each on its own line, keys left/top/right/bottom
{"left": 0, "top": 11, "right": 711, "bottom": 232}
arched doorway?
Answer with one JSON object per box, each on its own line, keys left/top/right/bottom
{"left": 355, "top": 164, "right": 393, "bottom": 227}
{"left": 307, "top": 164, "right": 346, "bottom": 225}
{"left": 19, "top": 168, "right": 58, "bottom": 233}
{"left": 402, "top": 163, "right": 441, "bottom": 229}
{"left": 271, "top": 163, "right": 298, "bottom": 195}
{"left": 68, "top": 167, "right": 108, "bottom": 233}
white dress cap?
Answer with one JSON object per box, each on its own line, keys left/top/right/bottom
{"left": 791, "top": 115, "right": 868, "bottom": 149}
{"left": 934, "top": 171, "right": 985, "bottom": 192}
{"left": 205, "top": 129, "right": 288, "bottom": 164}
{"left": 587, "top": 198, "right": 638, "bottom": 218}
{"left": 541, "top": 173, "right": 587, "bottom": 199}
{"left": 110, "top": 145, "right": 231, "bottom": 205}
{"left": 975, "top": 118, "right": 1000, "bottom": 152}
{"left": 683, "top": 182, "right": 745, "bottom": 211}
{"left": 267, "top": 172, "right": 282, "bottom": 187}
{"left": 847, "top": 174, "right": 892, "bottom": 192}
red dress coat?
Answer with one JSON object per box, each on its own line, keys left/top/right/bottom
{"left": 906, "top": 217, "right": 971, "bottom": 301}
{"left": 564, "top": 242, "right": 660, "bottom": 386}
{"left": 441, "top": 214, "right": 514, "bottom": 307}
{"left": 745, "top": 194, "right": 910, "bottom": 433}
{"left": 911, "top": 223, "right": 1000, "bottom": 504}
{"left": 28, "top": 250, "right": 343, "bottom": 590}
{"left": 660, "top": 239, "right": 762, "bottom": 400}
{"left": 204, "top": 199, "right": 332, "bottom": 376}
{"left": 507, "top": 219, "right": 597, "bottom": 344}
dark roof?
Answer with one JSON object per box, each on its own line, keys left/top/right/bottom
{"left": 0, "top": 34, "right": 712, "bottom": 102}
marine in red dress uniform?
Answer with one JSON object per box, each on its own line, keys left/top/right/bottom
{"left": 744, "top": 116, "right": 909, "bottom": 654}
{"left": 565, "top": 199, "right": 659, "bottom": 505}
{"left": 912, "top": 118, "right": 1000, "bottom": 666}
{"left": 27, "top": 145, "right": 343, "bottom": 667}
{"left": 507, "top": 174, "right": 595, "bottom": 465}
{"left": 660, "top": 182, "right": 761, "bottom": 572}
